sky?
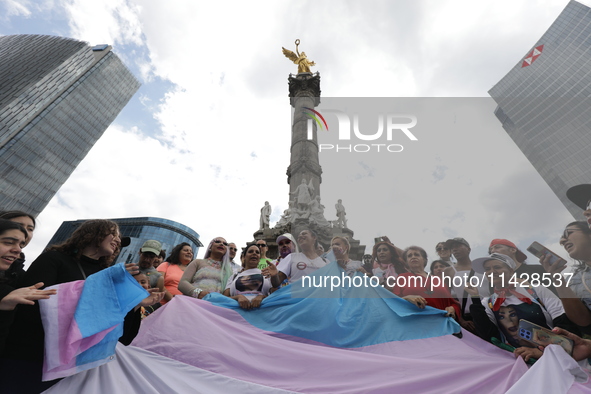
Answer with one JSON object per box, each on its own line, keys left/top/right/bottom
{"left": 0, "top": 0, "right": 584, "bottom": 266}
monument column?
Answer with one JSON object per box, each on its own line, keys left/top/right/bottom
{"left": 254, "top": 43, "right": 365, "bottom": 260}
{"left": 286, "top": 72, "right": 322, "bottom": 200}
{"left": 286, "top": 73, "right": 326, "bottom": 240}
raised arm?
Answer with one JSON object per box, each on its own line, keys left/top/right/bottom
{"left": 0, "top": 283, "right": 56, "bottom": 311}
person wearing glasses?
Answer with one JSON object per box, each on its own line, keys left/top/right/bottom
{"left": 228, "top": 242, "right": 241, "bottom": 274}
{"left": 273, "top": 234, "right": 298, "bottom": 266}
{"left": 256, "top": 239, "right": 272, "bottom": 269}
{"left": 537, "top": 221, "right": 591, "bottom": 333}
{"left": 178, "top": 237, "right": 233, "bottom": 300}
{"left": 435, "top": 242, "right": 453, "bottom": 264}
{"left": 157, "top": 242, "right": 194, "bottom": 303}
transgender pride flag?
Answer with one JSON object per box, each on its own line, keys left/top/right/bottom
{"left": 43, "top": 263, "right": 591, "bottom": 393}
{"left": 39, "top": 263, "right": 148, "bottom": 381}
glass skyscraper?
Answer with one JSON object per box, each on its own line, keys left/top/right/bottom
{"left": 0, "top": 35, "right": 140, "bottom": 216}
{"left": 46, "top": 217, "right": 203, "bottom": 264}
{"left": 489, "top": 0, "right": 591, "bottom": 219}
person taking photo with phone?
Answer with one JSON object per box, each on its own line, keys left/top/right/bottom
{"left": 467, "top": 253, "right": 575, "bottom": 361}
{"left": 538, "top": 221, "right": 591, "bottom": 333}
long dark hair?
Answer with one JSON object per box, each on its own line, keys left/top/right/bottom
{"left": 0, "top": 220, "right": 27, "bottom": 283}
{"left": 240, "top": 243, "right": 261, "bottom": 259}
{"left": 0, "top": 219, "right": 27, "bottom": 244}
{"left": 372, "top": 241, "right": 407, "bottom": 274}
{"left": 429, "top": 259, "right": 451, "bottom": 275}
{"left": 167, "top": 242, "right": 192, "bottom": 265}
{"left": 49, "top": 219, "right": 120, "bottom": 268}
{"left": 563, "top": 221, "right": 591, "bottom": 273}
{"left": 0, "top": 210, "right": 35, "bottom": 227}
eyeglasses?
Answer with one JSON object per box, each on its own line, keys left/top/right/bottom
{"left": 229, "top": 247, "right": 238, "bottom": 252}
{"left": 278, "top": 240, "right": 292, "bottom": 246}
{"left": 562, "top": 228, "right": 583, "bottom": 240}
{"left": 213, "top": 240, "right": 228, "bottom": 246}
{"left": 436, "top": 247, "right": 449, "bottom": 252}
{"left": 257, "top": 243, "right": 267, "bottom": 247}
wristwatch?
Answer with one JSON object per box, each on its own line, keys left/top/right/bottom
{"left": 192, "top": 288, "right": 202, "bottom": 298}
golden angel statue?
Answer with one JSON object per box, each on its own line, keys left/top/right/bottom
{"left": 282, "top": 39, "right": 316, "bottom": 74}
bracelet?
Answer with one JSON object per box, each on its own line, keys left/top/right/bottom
{"left": 192, "top": 288, "right": 203, "bottom": 298}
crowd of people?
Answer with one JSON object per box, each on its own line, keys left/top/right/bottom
{"left": 4, "top": 182, "right": 591, "bottom": 391}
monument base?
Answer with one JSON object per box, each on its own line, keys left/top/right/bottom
{"left": 254, "top": 220, "right": 365, "bottom": 261}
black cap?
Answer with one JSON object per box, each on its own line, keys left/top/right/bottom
{"left": 567, "top": 184, "right": 591, "bottom": 210}
{"left": 445, "top": 237, "right": 470, "bottom": 248}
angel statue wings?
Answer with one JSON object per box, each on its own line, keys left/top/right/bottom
{"left": 282, "top": 39, "right": 316, "bottom": 74}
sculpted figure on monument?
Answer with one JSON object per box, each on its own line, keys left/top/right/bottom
{"left": 260, "top": 201, "right": 272, "bottom": 230}
{"left": 282, "top": 39, "right": 316, "bottom": 74}
{"left": 309, "top": 196, "right": 329, "bottom": 227}
{"left": 291, "top": 178, "right": 314, "bottom": 212}
{"left": 276, "top": 201, "right": 295, "bottom": 227}
{"left": 335, "top": 199, "right": 348, "bottom": 228}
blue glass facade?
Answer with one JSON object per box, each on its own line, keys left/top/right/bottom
{"left": 489, "top": 1, "right": 591, "bottom": 218}
{"left": 0, "top": 35, "right": 140, "bottom": 216}
{"left": 46, "top": 217, "right": 202, "bottom": 264}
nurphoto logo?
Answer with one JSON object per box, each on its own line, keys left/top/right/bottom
{"left": 305, "top": 108, "right": 418, "bottom": 153}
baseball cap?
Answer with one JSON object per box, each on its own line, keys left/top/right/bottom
{"left": 141, "top": 239, "right": 162, "bottom": 255}
{"left": 489, "top": 239, "right": 527, "bottom": 263}
{"left": 277, "top": 233, "right": 293, "bottom": 244}
{"left": 567, "top": 184, "right": 591, "bottom": 210}
{"left": 445, "top": 237, "right": 470, "bottom": 249}
{"left": 472, "top": 253, "right": 517, "bottom": 274}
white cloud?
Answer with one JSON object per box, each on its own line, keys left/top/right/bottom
{"left": 9, "top": 0, "right": 580, "bottom": 267}
{"left": 61, "top": 0, "right": 143, "bottom": 46}
{"left": 0, "top": 0, "right": 32, "bottom": 18}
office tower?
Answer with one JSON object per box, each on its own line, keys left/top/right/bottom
{"left": 46, "top": 217, "right": 203, "bottom": 264}
{"left": 0, "top": 34, "right": 140, "bottom": 216}
{"left": 489, "top": 0, "right": 591, "bottom": 218}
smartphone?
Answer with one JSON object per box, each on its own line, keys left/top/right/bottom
{"left": 518, "top": 319, "right": 573, "bottom": 355}
{"left": 526, "top": 241, "right": 563, "bottom": 266}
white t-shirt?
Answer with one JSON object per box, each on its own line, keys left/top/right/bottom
{"left": 277, "top": 252, "right": 328, "bottom": 284}
{"left": 225, "top": 268, "right": 272, "bottom": 301}
{"left": 230, "top": 261, "right": 242, "bottom": 275}
{"left": 342, "top": 260, "right": 362, "bottom": 276}
{"left": 482, "top": 284, "right": 565, "bottom": 330}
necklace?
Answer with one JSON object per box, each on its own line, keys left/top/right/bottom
{"left": 207, "top": 259, "right": 222, "bottom": 268}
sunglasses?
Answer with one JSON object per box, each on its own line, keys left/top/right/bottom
{"left": 278, "top": 240, "right": 292, "bottom": 246}
{"left": 229, "top": 247, "right": 238, "bottom": 252}
{"left": 213, "top": 240, "right": 228, "bottom": 246}
{"left": 436, "top": 247, "right": 449, "bottom": 252}
{"left": 257, "top": 243, "right": 267, "bottom": 247}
